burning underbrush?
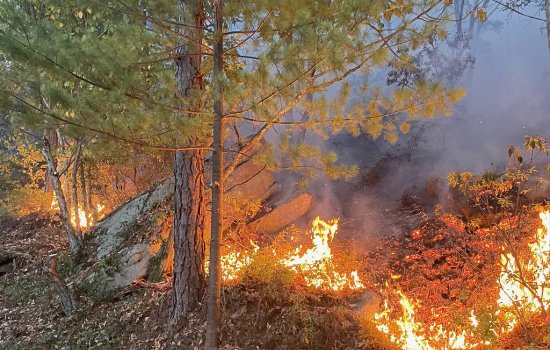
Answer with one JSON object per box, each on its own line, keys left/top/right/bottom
{"left": 4, "top": 143, "right": 550, "bottom": 349}
{"left": 0, "top": 213, "right": 376, "bottom": 349}
{"left": 212, "top": 216, "right": 366, "bottom": 293}
{"left": 365, "top": 211, "right": 550, "bottom": 349}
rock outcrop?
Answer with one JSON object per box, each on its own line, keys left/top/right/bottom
{"left": 76, "top": 144, "right": 314, "bottom": 299}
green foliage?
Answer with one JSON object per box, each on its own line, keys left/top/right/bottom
{"left": 242, "top": 249, "right": 297, "bottom": 289}
{"left": 0, "top": 0, "right": 462, "bottom": 187}
{"left": 475, "top": 8, "right": 488, "bottom": 23}
{"left": 0, "top": 132, "right": 53, "bottom": 216}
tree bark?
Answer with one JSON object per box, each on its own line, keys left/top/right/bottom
{"left": 169, "top": 0, "right": 207, "bottom": 322}
{"left": 44, "top": 254, "right": 76, "bottom": 316}
{"left": 205, "top": 1, "right": 224, "bottom": 348}
{"left": 170, "top": 150, "right": 206, "bottom": 320}
{"left": 41, "top": 134, "right": 81, "bottom": 256}
{"left": 87, "top": 164, "right": 97, "bottom": 223}
{"left": 79, "top": 161, "right": 88, "bottom": 226}
{"left": 71, "top": 143, "right": 83, "bottom": 233}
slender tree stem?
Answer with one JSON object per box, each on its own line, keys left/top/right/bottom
{"left": 71, "top": 143, "right": 83, "bottom": 233}
{"left": 205, "top": 0, "right": 224, "bottom": 348}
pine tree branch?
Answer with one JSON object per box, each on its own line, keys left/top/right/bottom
{"left": 115, "top": 0, "right": 214, "bottom": 53}
{"left": 229, "top": 3, "right": 440, "bottom": 117}
{"left": 226, "top": 94, "right": 450, "bottom": 126}
{"left": 490, "top": 0, "right": 545, "bottom": 22}
{"left": 223, "top": 88, "right": 308, "bottom": 180}
{"left": 0, "top": 30, "right": 208, "bottom": 116}
{"left": 5, "top": 91, "right": 212, "bottom": 151}
{"left": 223, "top": 9, "right": 273, "bottom": 54}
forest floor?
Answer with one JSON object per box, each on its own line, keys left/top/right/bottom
{"left": 0, "top": 213, "right": 388, "bottom": 350}
{"left": 0, "top": 209, "right": 548, "bottom": 349}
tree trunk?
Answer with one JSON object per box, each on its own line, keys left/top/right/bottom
{"left": 71, "top": 144, "right": 83, "bottom": 233}
{"left": 41, "top": 134, "right": 81, "bottom": 255}
{"left": 205, "top": 1, "right": 224, "bottom": 348}
{"left": 170, "top": 150, "right": 206, "bottom": 320}
{"left": 169, "top": 0, "right": 207, "bottom": 322}
{"left": 80, "top": 161, "right": 89, "bottom": 226}
{"left": 87, "top": 164, "right": 97, "bottom": 223}
{"left": 63, "top": 173, "right": 71, "bottom": 215}
{"left": 545, "top": 0, "right": 550, "bottom": 57}
{"left": 44, "top": 254, "right": 76, "bottom": 316}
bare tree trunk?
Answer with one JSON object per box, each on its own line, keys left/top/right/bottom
{"left": 80, "top": 162, "right": 88, "bottom": 225}
{"left": 545, "top": 0, "right": 550, "bottom": 57}
{"left": 43, "top": 132, "right": 58, "bottom": 195}
{"left": 169, "top": 0, "right": 207, "bottom": 322}
{"left": 87, "top": 165, "right": 97, "bottom": 223}
{"left": 41, "top": 135, "right": 80, "bottom": 255}
{"left": 44, "top": 172, "right": 53, "bottom": 195}
{"left": 64, "top": 173, "right": 71, "bottom": 216}
{"left": 71, "top": 143, "right": 83, "bottom": 233}
{"left": 170, "top": 150, "right": 206, "bottom": 320}
{"left": 205, "top": 1, "right": 224, "bottom": 348}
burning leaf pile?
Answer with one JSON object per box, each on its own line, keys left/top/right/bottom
{"left": 216, "top": 216, "right": 365, "bottom": 292}
{"left": 370, "top": 211, "right": 550, "bottom": 349}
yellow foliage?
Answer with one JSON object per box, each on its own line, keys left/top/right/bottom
{"left": 1, "top": 184, "right": 52, "bottom": 216}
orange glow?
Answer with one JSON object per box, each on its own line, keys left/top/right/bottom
{"left": 51, "top": 196, "right": 105, "bottom": 230}
{"left": 374, "top": 287, "right": 484, "bottom": 349}
{"left": 373, "top": 211, "right": 550, "bottom": 349}
{"left": 281, "top": 216, "right": 365, "bottom": 291}
{"left": 497, "top": 210, "right": 550, "bottom": 333}
{"left": 220, "top": 240, "right": 260, "bottom": 282}
{"left": 215, "top": 216, "right": 365, "bottom": 291}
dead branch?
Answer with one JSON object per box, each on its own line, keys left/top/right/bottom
{"left": 44, "top": 254, "right": 76, "bottom": 316}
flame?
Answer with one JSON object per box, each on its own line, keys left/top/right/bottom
{"left": 51, "top": 196, "right": 105, "bottom": 229}
{"left": 373, "top": 211, "right": 550, "bottom": 349}
{"left": 281, "top": 216, "right": 365, "bottom": 291}
{"left": 374, "top": 288, "right": 484, "bottom": 349}
{"left": 219, "top": 240, "right": 260, "bottom": 281}
{"left": 214, "top": 216, "right": 364, "bottom": 291}
{"left": 497, "top": 210, "right": 550, "bottom": 332}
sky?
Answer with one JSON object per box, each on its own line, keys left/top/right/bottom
{"left": 431, "top": 6, "right": 550, "bottom": 174}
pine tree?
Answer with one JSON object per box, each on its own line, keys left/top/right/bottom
{"left": 0, "top": 1, "right": 466, "bottom": 344}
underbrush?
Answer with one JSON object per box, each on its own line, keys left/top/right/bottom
{"left": 0, "top": 213, "right": 386, "bottom": 350}
{"left": 214, "top": 241, "right": 387, "bottom": 350}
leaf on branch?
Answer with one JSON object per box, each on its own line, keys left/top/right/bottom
{"left": 475, "top": 8, "right": 488, "bottom": 23}
{"left": 399, "top": 121, "right": 410, "bottom": 134}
